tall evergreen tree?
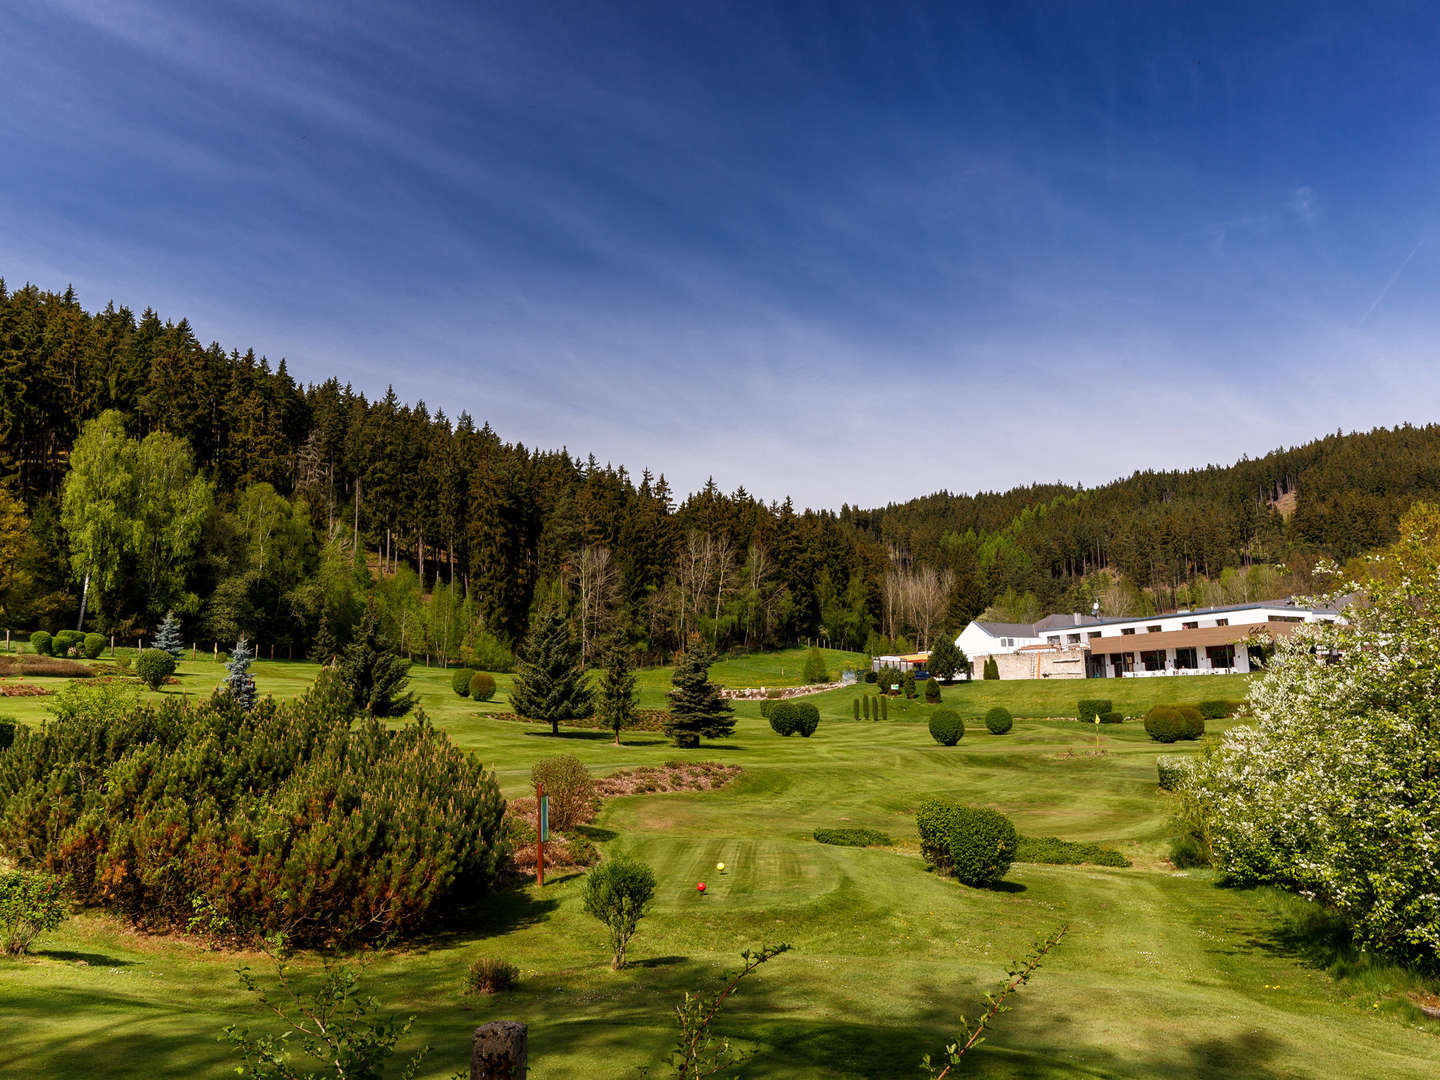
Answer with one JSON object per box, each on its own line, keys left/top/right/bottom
{"left": 665, "top": 647, "right": 735, "bottom": 747}
{"left": 224, "top": 636, "right": 258, "bottom": 710}
{"left": 153, "top": 610, "right": 184, "bottom": 661}
{"left": 309, "top": 611, "right": 338, "bottom": 665}
{"left": 339, "top": 601, "right": 417, "bottom": 718}
{"left": 595, "top": 638, "right": 638, "bottom": 745}
{"left": 509, "top": 600, "right": 592, "bottom": 735}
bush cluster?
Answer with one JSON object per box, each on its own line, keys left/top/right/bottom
{"left": 465, "top": 956, "right": 519, "bottom": 996}
{"left": 1143, "top": 705, "right": 1205, "bottom": 743}
{"left": 768, "top": 700, "right": 820, "bottom": 738}
{"left": 984, "top": 706, "right": 1013, "bottom": 735}
{"left": 928, "top": 709, "right": 965, "bottom": 746}
{"left": 530, "top": 754, "right": 597, "bottom": 830}
{"left": 135, "top": 648, "right": 176, "bottom": 691}
{"left": 452, "top": 667, "right": 476, "bottom": 696}
{"left": 1015, "top": 835, "right": 1131, "bottom": 867}
{"left": 1077, "top": 699, "right": 1112, "bottom": 724}
{"left": 52, "top": 630, "right": 83, "bottom": 657}
{"left": 1198, "top": 699, "right": 1245, "bottom": 720}
{"left": 813, "top": 827, "right": 891, "bottom": 847}
{"left": 0, "top": 869, "right": 69, "bottom": 955}
{"left": 1099, "top": 710, "right": 1124, "bottom": 724}
{"left": 915, "top": 797, "right": 1017, "bottom": 886}
{"left": 0, "top": 670, "right": 507, "bottom": 946}
{"left": 1156, "top": 754, "right": 1196, "bottom": 791}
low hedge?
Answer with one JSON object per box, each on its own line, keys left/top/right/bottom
{"left": 1099, "top": 710, "right": 1124, "bottom": 724}
{"left": 1198, "top": 699, "right": 1246, "bottom": 720}
{"left": 452, "top": 667, "right": 477, "bottom": 696}
{"left": 1143, "top": 705, "right": 1205, "bottom": 743}
{"left": 928, "top": 709, "right": 965, "bottom": 745}
{"left": 769, "top": 700, "right": 820, "bottom": 738}
{"left": 1077, "top": 698, "right": 1112, "bottom": 724}
{"left": 916, "top": 797, "right": 1017, "bottom": 887}
{"left": 1016, "top": 835, "right": 1130, "bottom": 867}
{"left": 813, "top": 827, "right": 891, "bottom": 847}
{"left": 984, "top": 706, "right": 1013, "bottom": 735}
{"left": 1156, "top": 754, "right": 1195, "bottom": 791}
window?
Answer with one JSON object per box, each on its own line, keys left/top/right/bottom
{"left": 1215, "top": 618, "right": 1229, "bottom": 627}
{"left": 1175, "top": 647, "right": 1198, "bottom": 669}
{"left": 1001, "top": 638, "right": 1013, "bottom": 647}
{"left": 1088, "top": 630, "right": 1102, "bottom": 640}
{"left": 1121, "top": 627, "right": 1136, "bottom": 636}
{"left": 1206, "top": 644, "right": 1235, "bottom": 669}
{"left": 1047, "top": 635, "right": 1060, "bottom": 645}
{"left": 1182, "top": 621, "right": 1198, "bottom": 630}
{"left": 1271, "top": 615, "right": 1303, "bottom": 623}
{"left": 1141, "top": 649, "right": 1166, "bottom": 671}
{"left": 1066, "top": 633, "right": 1080, "bottom": 645}
{"left": 1146, "top": 625, "right": 1161, "bottom": 634}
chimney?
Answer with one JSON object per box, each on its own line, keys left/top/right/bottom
{"left": 1072, "top": 612, "right": 1081, "bottom": 625}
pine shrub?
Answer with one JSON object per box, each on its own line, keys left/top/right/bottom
{"left": 0, "top": 668, "right": 507, "bottom": 946}
{"left": 984, "top": 706, "right": 1014, "bottom": 735}
{"left": 801, "top": 647, "right": 829, "bottom": 684}
{"left": 530, "top": 754, "right": 597, "bottom": 830}
{"left": 928, "top": 709, "right": 965, "bottom": 746}
{"left": 881, "top": 696, "right": 888, "bottom": 722}
{"left": 665, "top": 648, "right": 734, "bottom": 747}
{"left": 1077, "top": 699, "right": 1112, "bottom": 723}
{"left": 0, "top": 720, "right": 14, "bottom": 752}
{"left": 924, "top": 678, "right": 941, "bottom": 703}
{"left": 469, "top": 671, "right": 496, "bottom": 702}
{"left": 28, "top": 631, "right": 51, "bottom": 657}
{"left": 82, "top": 633, "right": 106, "bottom": 660}
{"left": 902, "top": 671, "right": 916, "bottom": 699}
{"left": 452, "top": 668, "right": 476, "bottom": 696}
{"left": 136, "top": 648, "right": 176, "bottom": 691}
{"left": 153, "top": 612, "right": 184, "bottom": 661}
{"left": 852, "top": 698, "right": 860, "bottom": 721}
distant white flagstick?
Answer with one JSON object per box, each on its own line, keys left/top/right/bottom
{"left": 1359, "top": 237, "right": 1424, "bottom": 325}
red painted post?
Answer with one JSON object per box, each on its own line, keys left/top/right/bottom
{"left": 536, "top": 782, "right": 545, "bottom": 887}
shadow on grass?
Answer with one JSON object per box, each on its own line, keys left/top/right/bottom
{"left": 574, "top": 825, "right": 619, "bottom": 842}
{"left": 35, "top": 949, "right": 135, "bottom": 967}
{"left": 632, "top": 955, "right": 686, "bottom": 968}
{"left": 1243, "top": 889, "right": 1424, "bottom": 991}
{"left": 410, "top": 884, "right": 561, "bottom": 950}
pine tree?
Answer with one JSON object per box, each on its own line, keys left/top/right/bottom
{"left": 340, "top": 601, "right": 418, "bottom": 718}
{"left": 595, "top": 638, "right": 638, "bottom": 745}
{"left": 225, "top": 636, "right": 258, "bottom": 711}
{"left": 154, "top": 610, "right": 184, "bottom": 661}
{"left": 309, "top": 612, "right": 338, "bottom": 665}
{"left": 665, "top": 647, "right": 735, "bottom": 748}
{"left": 509, "top": 601, "right": 592, "bottom": 736}
{"left": 927, "top": 636, "right": 965, "bottom": 684}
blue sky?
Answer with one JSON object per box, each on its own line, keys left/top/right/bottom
{"left": 3, "top": 1, "right": 1439, "bottom": 508}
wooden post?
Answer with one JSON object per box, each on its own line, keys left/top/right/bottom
{"left": 471, "top": 1021, "right": 526, "bottom": 1080}
{"left": 535, "top": 782, "right": 545, "bottom": 887}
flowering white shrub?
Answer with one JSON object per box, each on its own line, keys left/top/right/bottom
{"left": 1185, "top": 505, "right": 1440, "bottom": 969}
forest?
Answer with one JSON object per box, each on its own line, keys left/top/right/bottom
{"left": 3, "top": 277, "right": 1438, "bottom": 665}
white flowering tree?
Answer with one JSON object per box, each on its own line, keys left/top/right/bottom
{"left": 1185, "top": 503, "right": 1440, "bottom": 969}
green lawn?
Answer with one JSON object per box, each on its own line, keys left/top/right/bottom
{"left": 2, "top": 657, "right": 1437, "bottom": 1078}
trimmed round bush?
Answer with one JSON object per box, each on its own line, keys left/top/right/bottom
{"left": 769, "top": 700, "right": 820, "bottom": 737}
{"left": 1198, "top": 699, "right": 1245, "bottom": 720}
{"left": 28, "top": 631, "right": 51, "bottom": 657}
{"left": 984, "top": 706, "right": 1013, "bottom": 735}
{"left": 465, "top": 955, "right": 519, "bottom": 995}
{"left": 916, "top": 797, "right": 966, "bottom": 868}
{"left": 1077, "top": 699, "right": 1112, "bottom": 724}
{"left": 928, "top": 708, "right": 965, "bottom": 746}
{"left": 946, "top": 806, "right": 1018, "bottom": 888}
{"left": 82, "top": 633, "right": 106, "bottom": 660}
{"left": 135, "top": 648, "right": 176, "bottom": 691}
{"left": 1099, "top": 710, "right": 1124, "bottom": 724}
{"left": 1179, "top": 705, "right": 1205, "bottom": 740}
{"left": 469, "top": 671, "right": 497, "bottom": 702}
{"left": 923, "top": 677, "right": 941, "bottom": 703}
{"left": 452, "top": 667, "right": 476, "bottom": 696}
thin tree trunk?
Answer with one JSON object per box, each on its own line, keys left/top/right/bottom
{"left": 77, "top": 568, "right": 90, "bottom": 630}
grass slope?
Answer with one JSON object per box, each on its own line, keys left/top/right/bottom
{"left": 3, "top": 657, "right": 1436, "bottom": 1079}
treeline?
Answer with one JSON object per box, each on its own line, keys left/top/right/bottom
{"left": 2, "top": 277, "right": 1439, "bottom": 662}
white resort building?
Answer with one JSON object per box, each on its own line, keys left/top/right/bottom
{"left": 956, "top": 601, "right": 1341, "bottom": 680}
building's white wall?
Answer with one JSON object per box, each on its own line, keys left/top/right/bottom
{"left": 957, "top": 622, "right": 1041, "bottom": 659}
{"left": 1040, "top": 605, "right": 1336, "bottom": 646}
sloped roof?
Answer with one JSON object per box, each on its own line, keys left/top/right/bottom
{"left": 1034, "top": 613, "right": 1106, "bottom": 632}
{"left": 972, "top": 621, "right": 1038, "bottom": 638}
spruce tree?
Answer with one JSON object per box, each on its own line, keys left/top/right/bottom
{"left": 224, "top": 636, "right": 258, "bottom": 711}
{"left": 665, "top": 647, "right": 735, "bottom": 747}
{"left": 595, "top": 638, "right": 638, "bottom": 745}
{"left": 340, "top": 601, "right": 418, "bottom": 718}
{"left": 509, "top": 601, "right": 592, "bottom": 736}
{"left": 309, "top": 612, "right": 338, "bottom": 665}
{"left": 927, "top": 636, "right": 965, "bottom": 684}
{"left": 153, "top": 610, "right": 184, "bottom": 662}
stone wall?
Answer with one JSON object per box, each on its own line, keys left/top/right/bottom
{"left": 972, "top": 648, "right": 1088, "bottom": 680}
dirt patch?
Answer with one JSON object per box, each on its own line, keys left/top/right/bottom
{"left": 491, "top": 708, "right": 673, "bottom": 732}
{"left": 0, "top": 656, "right": 95, "bottom": 678}
{"left": 0, "top": 683, "right": 53, "bottom": 697}
{"left": 595, "top": 760, "right": 742, "bottom": 797}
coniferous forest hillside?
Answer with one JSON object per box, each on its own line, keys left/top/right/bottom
{"left": 2, "top": 278, "right": 1436, "bottom": 663}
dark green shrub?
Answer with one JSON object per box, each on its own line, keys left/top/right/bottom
{"left": 984, "top": 706, "right": 1013, "bottom": 735}
{"left": 82, "top": 633, "right": 106, "bottom": 660}
{"left": 1198, "top": 699, "right": 1245, "bottom": 720}
{"left": 861, "top": 695, "right": 870, "bottom": 721}
{"left": 452, "top": 667, "right": 476, "bottom": 696}
{"left": 982, "top": 656, "right": 999, "bottom": 680}
{"left": 875, "top": 665, "right": 902, "bottom": 693}
{"left": 0, "top": 869, "right": 69, "bottom": 955}
{"left": 863, "top": 669, "right": 877, "bottom": 683}
{"left": 765, "top": 688, "right": 785, "bottom": 699}
{"left": 946, "top": 806, "right": 1018, "bottom": 888}
{"left": 793, "top": 701, "right": 820, "bottom": 737}
{"left": 0, "top": 668, "right": 507, "bottom": 946}
{"left": 0, "top": 719, "right": 14, "bottom": 752}
{"left": 1077, "top": 699, "right": 1112, "bottom": 723}
{"left": 135, "top": 648, "right": 177, "bottom": 691}
{"left": 1169, "top": 833, "right": 1210, "bottom": 869}
{"left": 469, "top": 671, "right": 496, "bottom": 702}
{"left": 852, "top": 698, "right": 860, "bottom": 721}
{"left": 916, "top": 797, "right": 966, "bottom": 868}
{"left": 1145, "top": 705, "right": 1204, "bottom": 743}
{"left": 465, "top": 956, "right": 519, "bottom": 995}
{"left": 902, "top": 671, "right": 916, "bottom": 699}
{"left": 531, "top": 755, "right": 597, "bottom": 830}
{"left": 52, "top": 630, "right": 83, "bottom": 657}
{"left": 1016, "top": 835, "right": 1130, "bottom": 867}
{"left": 581, "top": 857, "right": 657, "bottom": 969}
{"left": 928, "top": 709, "right": 965, "bottom": 746}
{"left": 768, "top": 701, "right": 796, "bottom": 735}
{"left": 924, "top": 678, "right": 941, "bottom": 703}
{"left": 813, "top": 827, "right": 891, "bottom": 847}
{"left": 881, "top": 696, "right": 888, "bottom": 722}
{"left": 801, "top": 647, "right": 829, "bottom": 684}
{"left": 769, "top": 700, "right": 820, "bottom": 737}
{"left": 1099, "top": 710, "right": 1124, "bottom": 724}
{"left": 1156, "top": 754, "right": 1195, "bottom": 791}
{"left": 28, "top": 631, "right": 51, "bottom": 657}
